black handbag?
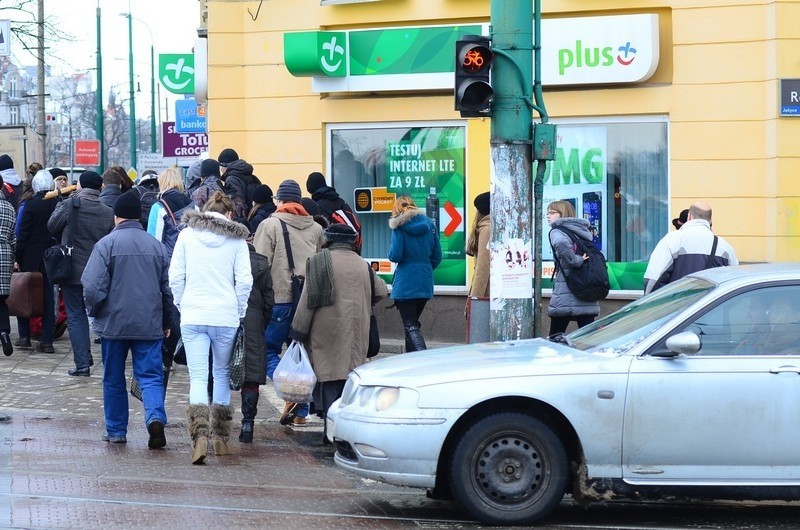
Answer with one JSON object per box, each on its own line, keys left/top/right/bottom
{"left": 367, "top": 266, "right": 380, "bottom": 358}
{"left": 43, "top": 198, "right": 79, "bottom": 284}
{"left": 280, "top": 220, "right": 305, "bottom": 314}
{"left": 229, "top": 320, "right": 246, "bottom": 391}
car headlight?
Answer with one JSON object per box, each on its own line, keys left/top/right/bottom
{"left": 356, "top": 386, "right": 401, "bottom": 411}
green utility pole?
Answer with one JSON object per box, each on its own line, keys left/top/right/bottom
{"left": 150, "top": 43, "right": 156, "bottom": 152}
{"left": 489, "top": 0, "right": 534, "bottom": 341}
{"left": 96, "top": 5, "right": 104, "bottom": 172}
{"left": 489, "top": 0, "right": 555, "bottom": 340}
{"left": 126, "top": 12, "right": 137, "bottom": 170}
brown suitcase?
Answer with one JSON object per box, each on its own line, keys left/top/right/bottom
{"left": 8, "top": 272, "right": 44, "bottom": 318}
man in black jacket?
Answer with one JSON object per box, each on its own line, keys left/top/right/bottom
{"left": 47, "top": 171, "right": 115, "bottom": 376}
{"left": 306, "top": 172, "right": 362, "bottom": 253}
{"left": 218, "top": 148, "right": 260, "bottom": 225}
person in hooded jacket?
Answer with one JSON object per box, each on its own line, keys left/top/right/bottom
{"left": 15, "top": 170, "right": 58, "bottom": 352}
{"left": 246, "top": 184, "right": 275, "bottom": 235}
{"left": 546, "top": 200, "right": 600, "bottom": 337}
{"left": 305, "top": 172, "right": 357, "bottom": 222}
{"left": 0, "top": 154, "right": 24, "bottom": 211}
{"left": 237, "top": 243, "right": 274, "bottom": 443}
{"left": 388, "top": 195, "right": 442, "bottom": 352}
{"left": 169, "top": 190, "right": 252, "bottom": 464}
{"left": 221, "top": 158, "right": 261, "bottom": 225}
{"left": 252, "top": 179, "right": 323, "bottom": 426}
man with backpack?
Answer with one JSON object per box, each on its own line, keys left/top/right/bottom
{"left": 133, "top": 170, "right": 160, "bottom": 230}
{"left": 305, "top": 172, "right": 362, "bottom": 254}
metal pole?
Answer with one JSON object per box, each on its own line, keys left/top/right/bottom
{"left": 150, "top": 44, "right": 156, "bottom": 152}
{"left": 489, "top": 0, "right": 534, "bottom": 341}
{"left": 127, "top": 13, "right": 137, "bottom": 170}
{"left": 96, "top": 5, "right": 105, "bottom": 172}
{"left": 37, "top": 0, "right": 46, "bottom": 161}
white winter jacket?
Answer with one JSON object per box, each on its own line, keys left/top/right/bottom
{"left": 169, "top": 210, "right": 253, "bottom": 327}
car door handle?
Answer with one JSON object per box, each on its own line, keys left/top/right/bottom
{"left": 769, "top": 366, "right": 800, "bottom": 375}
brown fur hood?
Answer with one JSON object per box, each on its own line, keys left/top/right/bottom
{"left": 388, "top": 208, "right": 430, "bottom": 235}
{"left": 182, "top": 209, "right": 250, "bottom": 240}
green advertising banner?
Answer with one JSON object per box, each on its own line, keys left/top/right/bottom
{"left": 384, "top": 127, "right": 466, "bottom": 287}
{"left": 159, "top": 53, "right": 195, "bottom": 94}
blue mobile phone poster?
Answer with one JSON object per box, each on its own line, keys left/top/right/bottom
{"left": 540, "top": 126, "right": 607, "bottom": 260}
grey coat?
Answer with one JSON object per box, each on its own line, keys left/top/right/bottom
{"left": 82, "top": 220, "right": 173, "bottom": 340}
{"left": 0, "top": 199, "right": 16, "bottom": 295}
{"left": 47, "top": 189, "right": 115, "bottom": 285}
{"left": 548, "top": 217, "right": 600, "bottom": 318}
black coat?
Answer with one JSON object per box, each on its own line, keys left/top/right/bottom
{"left": 311, "top": 186, "right": 355, "bottom": 223}
{"left": 16, "top": 191, "right": 58, "bottom": 272}
{"left": 247, "top": 202, "right": 276, "bottom": 235}
{"left": 243, "top": 251, "right": 274, "bottom": 385}
{"left": 223, "top": 160, "right": 260, "bottom": 225}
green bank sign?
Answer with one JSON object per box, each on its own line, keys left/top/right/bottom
{"left": 284, "top": 14, "right": 658, "bottom": 92}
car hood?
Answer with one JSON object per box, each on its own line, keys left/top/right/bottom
{"left": 354, "top": 338, "right": 627, "bottom": 388}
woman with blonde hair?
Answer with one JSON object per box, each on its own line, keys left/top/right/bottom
{"left": 388, "top": 195, "right": 441, "bottom": 351}
{"left": 546, "top": 199, "right": 599, "bottom": 337}
{"left": 147, "top": 167, "right": 193, "bottom": 243}
{"left": 169, "top": 190, "right": 252, "bottom": 464}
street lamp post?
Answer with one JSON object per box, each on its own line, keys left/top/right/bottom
{"left": 122, "top": 13, "right": 158, "bottom": 160}
{"left": 125, "top": 12, "right": 136, "bottom": 170}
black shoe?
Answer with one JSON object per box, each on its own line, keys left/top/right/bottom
{"left": 94, "top": 337, "right": 101, "bottom": 344}
{"left": 239, "top": 420, "right": 254, "bottom": 443}
{"left": 34, "top": 343, "right": 55, "bottom": 354}
{"left": 54, "top": 320, "right": 67, "bottom": 339}
{"left": 1, "top": 332, "right": 13, "bottom": 356}
{"left": 89, "top": 355, "right": 94, "bottom": 367}
{"left": 102, "top": 434, "right": 127, "bottom": 443}
{"left": 14, "top": 337, "right": 31, "bottom": 348}
{"left": 68, "top": 367, "right": 90, "bottom": 377}
{"left": 147, "top": 420, "right": 166, "bottom": 449}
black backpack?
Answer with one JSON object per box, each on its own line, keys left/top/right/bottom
{"left": 134, "top": 185, "right": 160, "bottom": 230}
{"left": 550, "top": 227, "right": 610, "bottom": 302}
{"left": 159, "top": 199, "right": 194, "bottom": 260}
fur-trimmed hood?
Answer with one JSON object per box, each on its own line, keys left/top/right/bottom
{"left": 181, "top": 209, "right": 249, "bottom": 248}
{"left": 389, "top": 208, "right": 429, "bottom": 235}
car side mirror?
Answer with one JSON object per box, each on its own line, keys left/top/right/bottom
{"left": 655, "top": 331, "right": 702, "bottom": 357}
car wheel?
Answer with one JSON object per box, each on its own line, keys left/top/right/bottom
{"left": 449, "top": 412, "right": 568, "bottom": 526}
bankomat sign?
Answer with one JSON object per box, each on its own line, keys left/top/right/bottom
{"left": 162, "top": 121, "right": 208, "bottom": 157}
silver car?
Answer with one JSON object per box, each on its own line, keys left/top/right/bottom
{"left": 326, "top": 263, "right": 800, "bottom": 526}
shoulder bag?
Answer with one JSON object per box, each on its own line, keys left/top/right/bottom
{"left": 279, "top": 220, "right": 305, "bottom": 314}
{"left": 367, "top": 265, "right": 381, "bottom": 358}
{"left": 229, "top": 320, "right": 246, "bottom": 391}
{"left": 43, "top": 197, "right": 80, "bottom": 284}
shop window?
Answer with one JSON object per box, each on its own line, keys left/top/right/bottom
{"left": 329, "top": 123, "right": 467, "bottom": 290}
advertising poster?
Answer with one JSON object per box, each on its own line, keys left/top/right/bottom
{"left": 384, "top": 127, "right": 466, "bottom": 287}
{"left": 491, "top": 238, "right": 532, "bottom": 300}
{"left": 541, "top": 127, "right": 607, "bottom": 260}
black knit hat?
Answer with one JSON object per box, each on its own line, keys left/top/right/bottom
{"left": 301, "top": 197, "right": 320, "bottom": 216}
{"left": 474, "top": 192, "right": 490, "bottom": 215}
{"left": 218, "top": 148, "right": 239, "bottom": 167}
{"left": 79, "top": 170, "right": 103, "bottom": 190}
{"left": 324, "top": 223, "right": 358, "bottom": 245}
{"left": 252, "top": 184, "right": 273, "bottom": 204}
{"left": 49, "top": 167, "right": 68, "bottom": 178}
{"left": 306, "top": 172, "right": 327, "bottom": 194}
{"left": 275, "top": 179, "right": 302, "bottom": 203}
{"left": 0, "top": 154, "right": 13, "bottom": 171}
{"left": 672, "top": 208, "right": 689, "bottom": 230}
{"left": 200, "top": 158, "right": 220, "bottom": 178}
{"left": 113, "top": 190, "right": 142, "bottom": 220}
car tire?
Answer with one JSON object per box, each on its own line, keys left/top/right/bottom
{"left": 449, "top": 412, "right": 568, "bottom": 526}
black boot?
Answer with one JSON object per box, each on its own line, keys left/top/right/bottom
{"left": 239, "top": 390, "right": 259, "bottom": 443}
{"left": 0, "top": 332, "right": 13, "bottom": 356}
{"left": 404, "top": 326, "right": 427, "bottom": 352}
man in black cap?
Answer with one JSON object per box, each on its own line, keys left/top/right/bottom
{"left": 189, "top": 158, "right": 225, "bottom": 210}
{"left": 253, "top": 179, "right": 323, "bottom": 427}
{"left": 0, "top": 153, "right": 24, "bottom": 210}
{"left": 82, "top": 190, "right": 173, "bottom": 447}
{"left": 305, "top": 171, "right": 362, "bottom": 253}
{"left": 47, "top": 170, "right": 115, "bottom": 377}
{"left": 217, "top": 148, "right": 260, "bottom": 225}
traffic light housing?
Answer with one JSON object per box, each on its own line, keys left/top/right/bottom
{"left": 455, "top": 36, "right": 494, "bottom": 118}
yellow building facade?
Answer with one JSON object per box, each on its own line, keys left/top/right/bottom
{"left": 202, "top": 0, "right": 800, "bottom": 295}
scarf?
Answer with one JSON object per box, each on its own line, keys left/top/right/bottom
{"left": 305, "top": 243, "right": 353, "bottom": 309}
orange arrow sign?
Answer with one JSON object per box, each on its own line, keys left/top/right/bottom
{"left": 443, "top": 201, "right": 462, "bottom": 237}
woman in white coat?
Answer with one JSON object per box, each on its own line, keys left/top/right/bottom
{"left": 169, "top": 191, "right": 252, "bottom": 464}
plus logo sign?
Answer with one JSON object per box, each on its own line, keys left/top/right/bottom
{"left": 616, "top": 42, "right": 637, "bottom": 66}
{"left": 318, "top": 33, "right": 347, "bottom": 76}
{"left": 159, "top": 53, "right": 195, "bottom": 94}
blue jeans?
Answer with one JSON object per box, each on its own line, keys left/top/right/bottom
{"left": 18, "top": 275, "right": 56, "bottom": 343}
{"left": 182, "top": 324, "right": 237, "bottom": 406}
{"left": 265, "top": 303, "right": 308, "bottom": 418}
{"left": 102, "top": 338, "right": 166, "bottom": 437}
{"left": 62, "top": 284, "right": 91, "bottom": 369}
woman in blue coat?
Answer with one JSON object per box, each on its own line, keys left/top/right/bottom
{"left": 388, "top": 195, "right": 442, "bottom": 351}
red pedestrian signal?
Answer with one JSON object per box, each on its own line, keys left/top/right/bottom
{"left": 455, "top": 36, "right": 494, "bottom": 118}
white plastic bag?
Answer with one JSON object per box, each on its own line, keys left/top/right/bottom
{"left": 273, "top": 341, "right": 316, "bottom": 403}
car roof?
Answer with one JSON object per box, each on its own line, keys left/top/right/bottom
{"left": 689, "top": 263, "right": 800, "bottom": 288}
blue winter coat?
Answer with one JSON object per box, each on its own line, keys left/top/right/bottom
{"left": 388, "top": 209, "right": 442, "bottom": 300}
{"left": 82, "top": 220, "right": 173, "bottom": 340}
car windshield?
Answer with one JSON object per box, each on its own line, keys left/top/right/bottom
{"left": 566, "top": 277, "right": 716, "bottom": 353}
